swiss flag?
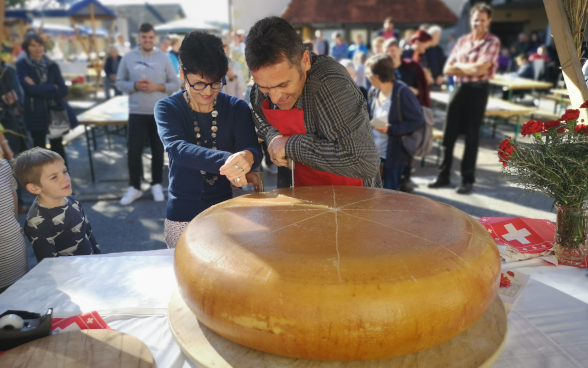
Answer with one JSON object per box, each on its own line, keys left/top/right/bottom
{"left": 51, "top": 311, "right": 112, "bottom": 333}
{"left": 478, "top": 217, "right": 588, "bottom": 268}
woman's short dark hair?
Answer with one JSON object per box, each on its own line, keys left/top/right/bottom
{"left": 245, "top": 16, "right": 305, "bottom": 72}
{"left": 366, "top": 54, "right": 395, "bottom": 83}
{"left": 179, "top": 30, "right": 228, "bottom": 82}
{"left": 21, "top": 33, "right": 45, "bottom": 54}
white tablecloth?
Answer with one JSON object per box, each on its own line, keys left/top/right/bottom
{"left": 1, "top": 250, "right": 587, "bottom": 368}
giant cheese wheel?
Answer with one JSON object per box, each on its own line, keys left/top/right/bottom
{"left": 175, "top": 186, "right": 501, "bottom": 361}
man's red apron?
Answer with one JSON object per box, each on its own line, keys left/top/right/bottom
{"left": 261, "top": 98, "right": 362, "bottom": 187}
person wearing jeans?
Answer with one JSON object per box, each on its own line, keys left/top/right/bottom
{"left": 116, "top": 23, "right": 181, "bottom": 205}
{"left": 428, "top": 3, "right": 499, "bottom": 195}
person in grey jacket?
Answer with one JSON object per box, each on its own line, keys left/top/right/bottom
{"left": 116, "top": 23, "right": 181, "bottom": 205}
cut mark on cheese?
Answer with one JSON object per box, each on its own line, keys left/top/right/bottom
{"left": 337, "top": 192, "right": 399, "bottom": 210}
{"left": 400, "top": 260, "right": 418, "bottom": 283}
{"left": 340, "top": 210, "right": 472, "bottom": 268}
{"left": 332, "top": 186, "right": 343, "bottom": 283}
{"left": 263, "top": 269, "right": 272, "bottom": 285}
{"left": 239, "top": 210, "right": 331, "bottom": 246}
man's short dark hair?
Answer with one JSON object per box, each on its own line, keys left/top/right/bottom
{"left": 245, "top": 16, "right": 305, "bottom": 72}
{"left": 470, "top": 2, "right": 492, "bottom": 18}
{"left": 139, "top": 23, "right": 154, "bottom": 33}
{"left": 21, "top": 33, "right": 45, "bottom": 54}
{"left": 366, "top": 54, "right": 396, "bottom": 83}
{"left": 179, "top": 30, "right": 228, "bottom": 82}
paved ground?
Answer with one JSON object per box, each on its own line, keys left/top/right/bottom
{"left": 18, "top": 95, "right": 557, "bottom": 269}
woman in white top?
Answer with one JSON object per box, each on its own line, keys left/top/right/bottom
{"left": 366, "top": 55, "right": 424, "bottom": 190}
{"left": 0, "top": 158, "right": 28, "bottom": 293}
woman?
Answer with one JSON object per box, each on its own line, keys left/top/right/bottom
{"left": 103, "top": 45, "right": 122, "bottom": 99}
{"left": 155, "top": 30, "right": 262, "bottom": 249}
{"left": 366, "top": 54, "right": 424, "bottom": 190}
{"left": 16, "top": 33, "right": 78, "bottom": 165}
{"left": 0, "top": 156, "right": 28, "bottom": 294}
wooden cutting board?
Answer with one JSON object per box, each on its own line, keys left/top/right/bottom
{"left": 0, "top": 330, "right": 154, "bottom": 368}
{"left": 168, "top": 291, "right": 508, "bottom": 368}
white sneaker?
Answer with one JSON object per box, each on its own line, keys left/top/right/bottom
{"left": 120, "top": 186, "right": 143, "bottom": 205}
{"left": 151, "top": 184, "right": 165, "bottom": 202}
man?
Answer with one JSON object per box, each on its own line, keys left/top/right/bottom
{"left": 314, "top": 30, "right": 329, "bottom": 56}
{"left": 329, "top": 33, "right": 348, "bottom": 62}
{"left": 347, "top": 34, "right": 369, "bottom": 59}
{"left": 246, "top": 17, "right": 380, "bottom": 188}
{"left": 428, "top": 3, "right": 500, "bottom": 194}
{"left": 116, "top": 23, "right": 181, "bottom": 205}
{"left": 424, "top": 25, "right": 447, "bottom": 87}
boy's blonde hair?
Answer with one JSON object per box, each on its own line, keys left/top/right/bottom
{"left": 13, "top": 147, "right": 64, "bottom": 187}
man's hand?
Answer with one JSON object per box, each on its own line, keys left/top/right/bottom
{"left": 268, "top": 135, "right": 289, "bottom": 167}
{"left": 374, "top": 125, "right": 389, "bottom": 134}
{"left": 24, "top": 77, "right": 35, "bottom": 85}
{"left": 134, "top": 78, "right": 164, "bottom": 92}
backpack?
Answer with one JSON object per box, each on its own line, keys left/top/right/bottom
{"left": 396, "top": 86, "right": 434, "bottom": 158}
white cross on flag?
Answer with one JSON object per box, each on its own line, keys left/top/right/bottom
{"left": 477, "top": 217, "right": 556, "bottom": 254}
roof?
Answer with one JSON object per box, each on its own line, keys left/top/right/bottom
{"left": 281, "top": 0, "right": 458, "bottom": 27}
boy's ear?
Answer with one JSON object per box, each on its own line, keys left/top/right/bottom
{"left": 25, "top": 183, "right": 42, "bottom": 195}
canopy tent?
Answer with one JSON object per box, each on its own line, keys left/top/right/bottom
{"left": 4, "top": 10, "right": 34, "bottom": 24}
{"left": 154, "top": 18, "right": 221, "bottom": 35}
{"left": 29, "top": 20, "right": 108, "bottom": 38}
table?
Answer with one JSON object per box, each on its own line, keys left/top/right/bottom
{"left": 431, "top": 91, "right": 536, "bottom": 140}
{"left": 0, "top": 249, "right": 587, "bottom": 367}
{"left": 76, "top": 96, "right": 129, "bottom": 183}
{"left": 490, "top": 75, "right": 553, "bottom": 101}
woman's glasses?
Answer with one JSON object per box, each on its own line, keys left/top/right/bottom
{"left": 184, "top": 73, "right": 226, "bottom": 91}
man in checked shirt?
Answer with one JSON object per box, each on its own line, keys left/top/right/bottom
{"left": 245, "top": 17, "right": 381, "bottom": 189}
{"left": 428, "top": 2, "right": 500, "bottom": 195}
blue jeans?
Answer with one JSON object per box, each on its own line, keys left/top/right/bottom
{"left": 383, "top": 164, "right": 406, "bottom": 191}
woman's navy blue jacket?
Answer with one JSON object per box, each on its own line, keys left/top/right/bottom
{"left": 16, "top": 58, "right": 79, "bottom": 133}
{"left": 155, "top": 91, "right": 262, "bottom": 222}
{"left": 367, "top": 80, "right": 424, "bottom": 168}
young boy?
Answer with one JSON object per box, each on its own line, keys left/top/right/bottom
{"left": 13, "top": 147, "right": 101, "bottom": 262}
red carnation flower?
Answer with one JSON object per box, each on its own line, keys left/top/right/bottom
{"left": 507, "top": 271, "right": 515, "bottom": 277}
{"left": 580, "top": 100, "right": 588, "bottom": 108}
{"left": 521, "top": 119, "right": 544, "bottom": 136}
{"left": 543, "top": 120, "right": 560, "bottom": 131}
{"left": 500, "top": 273, "right": 512, "bottom": 288}
{"left": 498, "top": 138, "right": 516, "bottom": 168}
{"left": 576, "top": 124, "right": 588, "bottom": 134}
{"left": 561, "top": 109, "right": 580, "bottom": 121}
{"left": 557, "top": 126, "right": 566, "bottom": 134}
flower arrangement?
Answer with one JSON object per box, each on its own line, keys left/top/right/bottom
{"left": 498, "top": 101, "right": 588, "bottom": 265}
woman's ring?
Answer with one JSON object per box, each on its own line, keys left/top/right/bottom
{"left": 234, "top": 164, "right": 240, "bottom": 170}
{"left": 233, "top": 179, "right": 238, "bottom": 185}
{"left": 241, "top": 168, "right": 244, "bottom": 172}
{"left": 236, "top": 178, "right": 241, "bottom": 182}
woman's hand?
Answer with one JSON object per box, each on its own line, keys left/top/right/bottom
{"left": 374, "top": 125, "right": 389, "bottom": 134}
{"left": 0, "top": 139, "right": 13, "bottom": 160}
{"left": 220, "top": 150, "right": 254, "bottom": 182}
{"left": 24, "top": 77, "right": 35, "bottom": 85}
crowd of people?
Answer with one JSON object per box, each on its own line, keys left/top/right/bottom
{"left": 0, "top": 2, "right": 577, "bottom": 294}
